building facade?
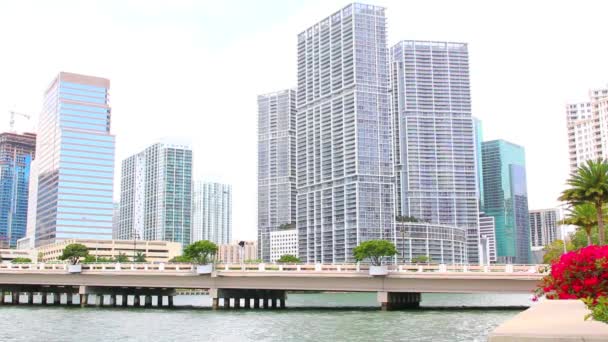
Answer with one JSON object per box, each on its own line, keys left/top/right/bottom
{"left": 36, "top": 239, "right": 181, "bottom": 263}
{"left": 482, "top": 140, "right": 531, "bottom": 264}
{"left": 217, "top": 241, "right": 258, "bottom": 263}
{"left": 529, "top": 208, "right": 562, "bottom": 248}
{"left": 395, "top": 222, "right": 467, "bottom": 264}
{"left": 296, "top": 3, "right": 395, "bottom": 263}
{"left": 34, "top": 72, "right": 115, "bottom": 247}
{"left": 0, "top": 132, "right": 36, "bottom": 248}
{"left": 390, "top": 40, "right": 479, "bottom": 263}
{"left": 192, "top": 181, "right": 232, "bottom": 245}
{"left": 270, "top": 229, "right": 298, "bottom": 262}
{"left": 257, "top": 89, "right": 297, "bottom": 262}
{"left": 118, "top": 139, "right": 192, "bottom": 246}
{"left": 479, "top": 212, "right": 497, "bottom": 264}
{"left": 566, "top": 87, "right": 608, "bottom": 171}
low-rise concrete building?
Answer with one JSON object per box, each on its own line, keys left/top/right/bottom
{"left": 37, "top": 239, "right": 182, "bottom": 263}
{"left": 0, "top": 249, "right": 36, "bottom": 263}
{"left": 270, "top": 229, "right": 297, "bottom": 262}
{"left": 217, "top": 241, "right": 257, "bottom": 263}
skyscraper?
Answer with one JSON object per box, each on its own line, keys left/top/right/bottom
{"left": 192, "top": 181, "right": 232, "bottom": 245}
{"left": 390, "top": 40, "right": 479, "bottom": 263}
{"left": 257, "top": 89, "right": 297, "bottom": 261}
{"left": 566, "top": 87, "right": 608, "bottom": 171}
{"left": 529, "top": 208, "right": 562, "bottom": 248}
{"left": 482, "top": 140, "right": 531, "bottom": 264}
{"left": 34, "top": 72, "right": 115, "bottom": 247}
{"left": 0, "top": 132, "right": 36, "bottom": 247}
{"left": 296, "top": 3, "right": 395, "bottom": 263}
{"left": 118, "top": 139, "right": 192, "bottom": 246}
{"left": 479, "top": 212, "right": 497, "bottom": 264}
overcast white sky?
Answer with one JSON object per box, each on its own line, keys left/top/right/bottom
{"left": 1, "top": 0, "right": 607, "bottom": 241}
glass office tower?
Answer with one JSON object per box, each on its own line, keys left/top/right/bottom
{"left": 118, "top": 139, "right": 192, "bottom": 246}
{"left": 257, "top": 89, "right": 297, "bottom": 261}
{"left": 192, "top": 181, "right": 232, "bottom": 245}
{"left": 0, "top": 132, "right": 36, "bottom": 247}
{"left": 391, "top": 41, "right": 480, "bottom": 263}
{"left": 34, "top": 72, "right": 115, "bottom": 247}
{"left": 296, "top": 3, "right": 395, "bottom": 263}
{"left": 481, "top": 140, "right": 531, "bottom": 264}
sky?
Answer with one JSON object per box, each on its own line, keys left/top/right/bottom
{"left": 1, "top": 0, "right": 608, "bottom": 241}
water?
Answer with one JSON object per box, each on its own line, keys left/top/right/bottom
{"left": 0, "top": 293, "right": 529, "bottom": 342}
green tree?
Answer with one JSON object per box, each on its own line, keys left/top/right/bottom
{"left": 542, "top": 239, "right": 574, "bottom": 264}
{"left": 115, "top": 253, "right": 129, "bottom": 263}
{"left": 169, "top": 255, "right": 191, "bottom": 263}
{"left": 353, "top": 240, "right": 397, "bottom": 266}
{"left": 277, "top": 254, "right": 301, "bottom": 263}
{"left": 560, "top": 159, "right": 608, "bottom": 245}
{"left": 134, "top": 252, "right": 147, "bottom": 263}
{"left": 83, "top": 255, "right": 96, "bottom": 263}
{"left": 59, "top": 243, "right": 89, "bottom": 265}
{"left": 183, "top": 240, "right": 218, "bottom": 265}
{"left": 560, "top": 203, "right": 599, "bottom": 246}
{"left": 396, "top": 215, "right": 419, "bottom": 223}
{"left": 570, "top": 226, "right": 608, "bottom": 249}
{"left": 11, "top": 257, "right": 32, "bottom": 264}
{"left": 243, "top": 259, "right": 263, "bottom": 263}
{"left": 411, "top": 255, "right": 432, "bottom": 264}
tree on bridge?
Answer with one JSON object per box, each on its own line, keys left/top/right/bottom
{"left": 11, "top": 257, "right": 32, "bottom": 264}
{"left": 411, "top": 255, "right": 432, "bottom": 264}
{"left": 134, "top": 252, "right": 147, "bottom": 263}
{"left": 277, "top": 254, "right": 300, "bottom": 263}
{"left": 59, "top": 243, "right": 89, "bottom": 265}
{"left": 353, "top": 240, "right": 397, "bottom": 266}
{"left": 183, "top": 240, "right": 218, "bottom": 265}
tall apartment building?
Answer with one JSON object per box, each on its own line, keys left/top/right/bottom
{"left": 257, "top": 89, "right": 297, "bottom": 261}
{"left": 270, "top": 229, "right": 298, "bottom": 262}
{"left": 566, "top": 87, "right": 608, "bottom": 171}
{"left": 482, "top": 140, "right": 531, "bottom": 264}
{"left": 0, "top": 132, "right": 36, "bottom": 247}
{"left": 479, "top": 212, "right": 497, "bottom": 264}
{"left": 192, "top": 181, "right": 232, "bottom": 245}
{"left": 529, "top": 208, "right": 562, "bottom": 248}
{"left": 34, "top": 72, "right": 115, "bottom": 247}
{"left": 118, "top": 139, "right": 192, "bottom": 246}
{"left": 390, "top": 40, "right": 479, "bottom": 263}
{"left": 217, "top": 241, "right": 258, "bottom": 263}
{"left": 296, "top": 3, "right": 395, "bottom": 263}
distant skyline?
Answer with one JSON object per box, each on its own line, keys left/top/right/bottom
{"left": 2, "top": 0, "right": 608, "bottom": 240}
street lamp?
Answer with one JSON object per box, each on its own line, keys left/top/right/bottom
{"left": 238, "top": 241, "right": 245, "bottom": 265}
{"left": 132, "top": 230, "right": 140, "bottom": 262}
{"left": 398, "top": 226, "right": 410, "bottom": 264}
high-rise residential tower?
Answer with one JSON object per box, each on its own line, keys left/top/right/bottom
{"left": 0, "top": 132, "right": 36, "bottom": 247}
{"left": 529, "top": 208, "right": 563, "bottom": 248}
{"left": 257, "top": 89, "right": 297, "bottom": 262}
{"left": 192, "top": 181, "right": 232, "bottom": 245}
{"left": 482, "top": 140, "right": 531, "bottom": 264}
{"left": 296, "top": 3, "right": 395, "bottom": 263}
{"left": 118, "top": 139, "right": 192, "bottom": 246}
{"left": 34, "top": 72, "right": 115, "bottom": 247}
{"left": 391, "top": 40, "right": 479, "bottom": 263}
{"left": 566, "top": 87, "right": 608, "bottom": 171}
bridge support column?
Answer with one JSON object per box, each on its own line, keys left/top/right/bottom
{"left": 66, "top": 293, "right": 73, "bottom": 306}
{"left": 109, "top": 294, "right": 116, "bottom": 307}
{"left": 144, "top": 295, "right": 152, "bottom": 308}
{"left": 234, "top": 297, "right": 241, "bottom": 309}
{"left": 121, "top": 295, "right": 128, "bottom": 307}
{"left": 26, "top": 292, "right": 34, "bottom": 305}
{"left": 0, "top": 291, "right": 5, "bottom": 305}
{"left": 94, "top": 294, "right": 102, "bottom": 307}
{"left": 244, "top": 298, "right": 251, "bottom": 309}
{"left": 168, "top": 295, "right": 174, "bottom": 308}
{"left": 377, "top": 292, "right": 421, "bottom": 311}
{"left": 279, "top": 298, "right": 286, "bottom": 309}
{"left": 133, "top": 295, "right": 140, "bottom": 307}
{"left": 40, "top": 293, "right": 47, "bottom": 305}
{"left": 12, "top": 291, "right": 19, "bottom": 304}
{"left": 54, "top": 293, "right": 61, "bottom": 305}
{"left": 80, "top": 294, "right": 88, "bottom": 307}
{"left": 254, "top": 298, "right": 260, "bottom": 309}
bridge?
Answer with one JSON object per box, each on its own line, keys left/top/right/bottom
{"left": 0, "top": 263, "right": 545, "bottom": 310}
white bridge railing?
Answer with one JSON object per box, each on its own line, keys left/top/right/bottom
{"left": 0, "top": 263, "right": 549, "bottom": 275}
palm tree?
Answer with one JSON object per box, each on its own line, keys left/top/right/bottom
{"left": 560, "top": 159, "right": 608, "bottom": 245}
{"left": 560, "top": 203, "right": 597, "bottom": 246}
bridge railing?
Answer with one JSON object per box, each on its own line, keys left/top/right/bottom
{"left": 0, "top": 262, "right": 549, "bottom": 274}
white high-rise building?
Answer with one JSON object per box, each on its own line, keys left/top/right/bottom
{"left": 479, "top": 212, "right": 497, "bottom": 264}
{"left": 296, "top": 3, "right": 395, "bottom": 263}
{"left": 192, "top": 181, "right": 232, "bottom": 245}
{"left": 257, "top": 89, "right": 297, "bottom": 262}
{"left": 118, "top": 138, "right": 192, "bottom": 246}
{"left": 390, "top": 40, "right": 479, "bottom": 263}
{"left": 566, "top": 87, "right": 608, "bottom": 170}
{"left": 529, "top": 208, "right": 563, "bottom": 248}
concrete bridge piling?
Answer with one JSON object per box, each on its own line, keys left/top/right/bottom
{"left": 211, "top": 289, "right": 287, "bottom": 310}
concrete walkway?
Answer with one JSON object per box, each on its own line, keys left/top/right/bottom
{"left": 489, "top": 300, "right": 608, "bottom": 341}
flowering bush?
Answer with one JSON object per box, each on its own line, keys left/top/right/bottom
{"left": 535, "top": 245, "right": 608, "bottom": 323}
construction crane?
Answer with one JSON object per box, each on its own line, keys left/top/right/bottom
{"left": 8, "top": 110, "right": 31, "bottom": 131}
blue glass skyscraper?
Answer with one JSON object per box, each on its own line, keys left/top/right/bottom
{"left": 0, "top": 132, "right": 36, "bottom": 247}
{"left": 481, "top": 140, "right": 531, "bottom": 264}
{"left": 34, "top": 72, "right": 115, "bottom": 247}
